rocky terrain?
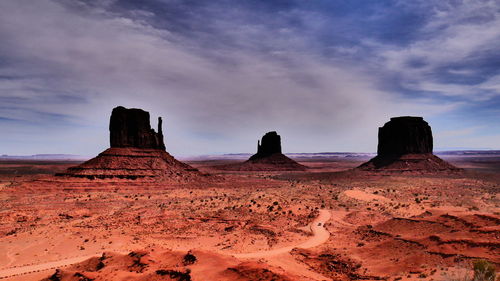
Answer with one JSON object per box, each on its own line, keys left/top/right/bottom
{"left": 0, "top": 153, "right": 498, "bottom": 281}
{"left": 0, "top": 114, "right": 498, "bottom": 281}
{"left": 41, "top": 250, "right": 298, "bottom": 281}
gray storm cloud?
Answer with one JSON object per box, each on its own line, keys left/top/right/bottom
{"left": 0, "top": 0, "right": 470, "bottom": 155}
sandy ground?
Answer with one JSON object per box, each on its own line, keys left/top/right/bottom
{"left": 0, "top": 154, "right": 498, "bottom": 280}
{"left": 0, "top": 210, "right": 330, "bottom": 279}
{"left": 234, "top": 209, "right": 331, "bottom": 258}
{"left": 0, "top": 254, "right": 103, "bottom": 279}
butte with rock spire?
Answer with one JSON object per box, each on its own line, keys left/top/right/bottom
{"left": 216, "top": 131, "right": 307, "bottom": 171}
{"left": 57, "top": 106, "right": 202, "bottom": 181}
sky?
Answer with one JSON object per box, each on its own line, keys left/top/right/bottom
{"left": 1, "top": 0, "right": 499, "bottom": 156}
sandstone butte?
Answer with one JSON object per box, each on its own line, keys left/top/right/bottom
{"left": 217, "top": 131, "right": 307, "bottom": 171}
{"left": 57, "top": 106, "right": 202, "bottom": 181}
{"left": 359, "top": 116, "right": 459, "bottom": 172}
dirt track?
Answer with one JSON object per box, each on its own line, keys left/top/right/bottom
{"left": 233, "top": 209, "right": 331, "bottom": 258}
{"left": 0, "top": 254, "right": 99, "bottom": 280}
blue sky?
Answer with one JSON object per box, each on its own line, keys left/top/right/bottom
{"left": 0, "top": 0, "right": 499, "bottom": 156}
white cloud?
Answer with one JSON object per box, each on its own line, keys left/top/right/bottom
{"left": 0, "top": 0, "right": 476, "bottom": 155}
{"left": 375, "top": 0, "right": 500, "bottom": 100}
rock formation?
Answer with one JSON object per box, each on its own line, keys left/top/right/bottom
{"left": 57, "top": 106, "right": 202, "bottom": 181}
{"left": 377, "top": 117, "right": 432, "bottom": 156}
{"left": 359, "top": 116, "right": 459, "bottom": 172}
{"left": 109, "top": 106, "right": 165, "bottom": 150}
{"left": 217, "top": 131, "right": 307, "bottom": 171}
{"left": 249, "top": 131, "right": 282, "bottom": 160}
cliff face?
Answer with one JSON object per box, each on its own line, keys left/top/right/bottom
{"left": 377, "top": 116, "right": 433, "bottom": 156}
{"left": 58, "top": 106, "right": 203, "bottom": 181}
{"left": 109, "top": 106, "right": 165, "bottom": 150}
{"left": 359, "top": 116, "right": 458, "bottom": 172}
{"left": 249, "top": 131, "right": 282, "bottom": 160}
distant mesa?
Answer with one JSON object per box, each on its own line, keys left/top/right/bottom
{"left": 57, "top": 106, "right": 202, "bottom": 181}
{"left": 216, "top": 131, "right": 307, "bottom": 171}
{"left": 358, "top": 116, "right": 459, "bottom": 172}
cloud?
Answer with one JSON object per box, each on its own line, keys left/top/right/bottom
{"left": 436, "top": 126, "right": 483, "bottom": 139}
{"left": 373, "top": 0, "right": 500, "bottom": 100}
{"left": 0, "top": 0, "right": 497, "bottom": 155}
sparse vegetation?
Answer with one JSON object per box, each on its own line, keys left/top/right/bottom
{"left": 444, "top": 260, "right": 497, "bottom": 281}
{"left": 473, "top": 260, "right": 496, "bottom": 281}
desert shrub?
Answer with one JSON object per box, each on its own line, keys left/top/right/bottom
{"left": 445, "top": 260, "right": 496, "bottom": 281}
{"left": 183, "top": 251, "right": 197, "bottom": 265}
{"left": 473, "top": 260, "right": 496, "bottom": 281}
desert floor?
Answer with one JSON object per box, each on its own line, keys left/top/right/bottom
{"left": 0, "top": 154, "right": 498, "bottom": 280}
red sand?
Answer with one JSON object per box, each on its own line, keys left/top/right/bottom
{"left": 0, "top": 154, "right": 498, "bottom": 281}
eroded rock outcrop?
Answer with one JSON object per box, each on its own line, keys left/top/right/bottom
{"left": 377, "top": 117, "right": 432, "bottom": 156}
{"left": 109, "top": 106, "right": 165, "bottom": 150}
{"left": 359, "top": 116, "right": 459, "bottom": 172}
{"left": 216, "top": 131, "right": 307, "bottom": 171}
{"left": 249, "top": 131, "right": 282, "bottom": 160}
{"left": 57, "top": 106, "right": 202, "bottom": 181}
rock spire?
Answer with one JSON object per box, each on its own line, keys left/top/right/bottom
{"left": 250, "top": 131, "right": 282, "bottom": 160}
{"left": 109, "top": 106, "right": 165, "bottom": 150}
{"left": 57, "top": 106, "right": 202, "bottom": 181}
